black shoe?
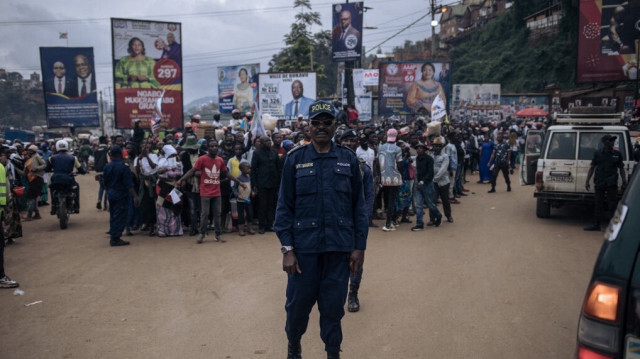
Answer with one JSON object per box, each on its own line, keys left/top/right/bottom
{"left": 426, "top": 220, "right": 436, "bottom": 227}
{"left": 488, "top": 188, "right": 496, "bottom": 193}
{"left": 459, "top": 192, "right": 468, "bottom": 196}
{"left": 327, "top": 352, "right": 341, "bottom": 359}
{"left": 368, "top": 222, "right": 378, "bottom": 228}
{"left": 411, "top": 226, "right": 424, "bottom": 231}
{"left": 447, "top": 216, "right": 454, "bottom": 223}
{"left": 110, "top": 239, "right": 130, "bottom": 247}
{"left": 400, "top": 218, "right": 412, "bottom": 223}
{"left": 584, "top": 224, "right": 602, "bottom": 231}
{"left": 189, "top": 229, "right": 198, "bottom": 236}
{"left": 287, "top": 342, "right": 302, "bottom": 359}
{"left": 258, "top": 228, "right": 266, "bottom": 234}
{"left": 507, "top": 185, "right": 512, "bottom": 192}
{"left": 435, "top": 216, "right": 442, "bottom": 227}
{"left": 348, "top": 284, "right": 360, "bottom": 312}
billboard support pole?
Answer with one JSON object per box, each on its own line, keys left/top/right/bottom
{"left": 99, "top": 90, "right": 105, "bottom": 135}
{"left": 635, "top": 38, "right": 639, "bottom": 108}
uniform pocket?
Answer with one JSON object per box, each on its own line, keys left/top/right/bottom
{"left": 296, "top": 168, "right": 317, "bottom": 195}
{"left": 333, "top": 166, "right": 353, "bottom": 193}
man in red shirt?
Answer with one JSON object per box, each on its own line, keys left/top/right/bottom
{"left": 177, "top": 140, "right": 244, "bottom": 243}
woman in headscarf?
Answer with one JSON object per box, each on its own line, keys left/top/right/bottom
{"left": 155, "top": 144, "right": 183, "bottom": 237}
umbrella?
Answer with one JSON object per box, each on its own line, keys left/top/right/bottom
{"left": 515, "top": 108, "right": 548, "bottom": 117}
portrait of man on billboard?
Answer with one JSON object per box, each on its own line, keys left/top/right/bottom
{"left": 44, "top": 61, "right": 75, "bottom": 97}
{"left": 332, "top": 2, "right": 363, "bottom": 61}
{"left": 284, "top": 80, "right": 314, "bottom": 118}
{"left": 70, "top": 54, "right": 97, "bottom": 97}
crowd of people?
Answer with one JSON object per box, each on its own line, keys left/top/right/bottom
{"left": 0, "top": 105, "right": 559, "bottom": 287}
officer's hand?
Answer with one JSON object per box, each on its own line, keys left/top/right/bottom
{"left": 417, "top": 182, "right": 423, "bottom": 189}
{"left": 585, "top": 183, "right": 591, "bottom": 191}
{"left": 133, "top": 196, "right": 140, "bottom": 207}
{"left": 509, "top": 169, "right": 514, "bottom": 175}
{"left": 350, "top": 250, "right": 365, "bottom": 275}
{"left": 283, "top": 252, "right": 301, "bottom": 275}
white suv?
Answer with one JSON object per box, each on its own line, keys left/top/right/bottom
{"left": 520, "top": 109, "right": 636, "bottom": 218}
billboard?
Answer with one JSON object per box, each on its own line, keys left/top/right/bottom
{"left": 500, "top": 95, "right": 550, "bottom": 118}
{"left": 111, "top": 18, "right": 183, "bottom": 129}
{"left": 258, "top": 72, "right": 317, "bottom": 119}
{"left": 341, "top": 69, "right": 378, "bottom": 121}
{"left": 332, "top": 2, "right": 364, "bottom": 62}
{"left": 378, "top": 61, "right": 451, "bottom": 117}
{"left": 218, "top": 64, "right": 260, "bottom": 114}
{"left": 577, "top": 0, "right": 640, "bottom": 83}
{"left": 39, "top": 47, "right": 100, "bottom": 128}
{"left": 451, "top": 84, "right": 501, "bottom": 121}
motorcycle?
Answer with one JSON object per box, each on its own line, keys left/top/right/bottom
{"left": 50, "top": 175, "right": 78, "bottom": 230}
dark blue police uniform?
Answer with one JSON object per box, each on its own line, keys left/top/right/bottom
{"left": 103, "top": 156, "right": 134, "bottom": 241}
{"left": 591, "top": 147, "right": 624, "bottom": 225}
{"left": 274, "top": 142, "right": 368, "bottom": 354}
{"left": 47, "top": 152, "right": 83, "bottom": 212}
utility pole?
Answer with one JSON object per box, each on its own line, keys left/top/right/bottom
{"left": 99, "top": 90, "right": 105, "bottom": 135}
{"left": 431, "top": 0, "right": 438, "bottom": 57}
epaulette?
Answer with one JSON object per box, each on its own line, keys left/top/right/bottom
{"left": 287, "top": 143, "right": 308, "bottom": 155}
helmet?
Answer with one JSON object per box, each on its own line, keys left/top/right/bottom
{"left": 56, "top": 140, "right": 69, "bottom": 152}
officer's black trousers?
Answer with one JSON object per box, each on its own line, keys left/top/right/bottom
{"left": 285, "top": 252, "right": 350, "bottom": 354}
{"left": 593, "top": 185, "right": 618, "bottom": 226}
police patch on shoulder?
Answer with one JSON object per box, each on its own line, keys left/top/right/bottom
{"left": 296, "top": 162, "right": 314, "bottom": 169}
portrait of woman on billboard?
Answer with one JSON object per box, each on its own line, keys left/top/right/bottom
{"left": 406, "top": 62, "right": 446, "bottom": 115}
{"left": 233, "top": 67, "right": 254, "bottom": 113}
{"left": 115, "top": 37, "right": 160, "bottom": 89}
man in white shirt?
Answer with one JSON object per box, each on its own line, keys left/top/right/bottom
{"left": 45, "top": 61, "right": 74, "bottom": 97}
{"left": 71, "top": 54, "right": 96, "bottom": 97}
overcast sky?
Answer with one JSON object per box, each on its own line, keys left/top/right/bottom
{"left": 0, "top": 0, "right": 449, "bottom": 106}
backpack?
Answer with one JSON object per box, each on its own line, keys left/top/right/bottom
{"left": 94, "top": 148, "right": 108, "bottom": 172}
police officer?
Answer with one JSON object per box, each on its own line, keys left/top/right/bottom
{"left": 584, "top": 134, "right": 627, "bottom": 231}
{"left": 103, "top": 146, "right": 139, "bottom": 246}
{"left": 46, "top": 140, "right": 85, "bottom": 215}
{"left": 340, "top": 129, "right": 374, "bottom": 314}
{"left": 274, "top": 100, "right": 368, "bottom": 359}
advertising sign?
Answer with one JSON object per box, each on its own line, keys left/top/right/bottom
{"left": 111, "top": 18, "right": 183, "bottom": 129}
{"left": 332, "top": 2, "right": 364, "bottom": 62}
{"left": 378, "top": 61, "right": 451, "bottom": 117}
{"left": 451, "top": 84, "right": 501, "bottom": 121}
{"left": 39, "top": 47, "right": 100, "bottom": 128}
{"left": 501, "top": 95, "right": 550, "bottom": 118}
{"left": 341, "top": 69, "right": 375, "bottom": 121}
{"left": 218, "top": 64, "right": 260, "bottom": 114}
{"left": 258, "top": 72, "right": 317, "bottom": 119}
{"left": 577, "top": 0, "right": 640, "bottom": 82}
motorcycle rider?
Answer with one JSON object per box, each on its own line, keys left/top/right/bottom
{"left": 46, "top": 140, "right": 85, "bottom": 215}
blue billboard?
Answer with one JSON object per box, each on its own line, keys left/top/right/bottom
{"left": 39, "top": 47, "right": 100, "bottom": 128}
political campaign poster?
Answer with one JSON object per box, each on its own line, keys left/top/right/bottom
{"left": 451, "top": 84, "right": 501, "bottom": 121}
{"left": 258, "top": 72, "right": 317, "bottom": 119}
{"left": 561, "top": 96, "right": 620, "bottom": 111}
{"left": 500, "top": 95, "right": 550, "bottom": 118}
{"left": 218, "top": 64, "right": 260, "bottom": 114}
{"left": 39, "top": 47, "right": 100, "bottom": 128}
{"left": 378, "top": 61, "right": 451, "bottom": 117}
{"left": 577, "top": 0, "right": 639, "bottom": 83}
{"left": 111, "top": 18, "right": 183, "bottom": 129}
{"left": 341, "top": 69, "right": 377, "bottom": 121}
{"left": 332, "top": 2, "right": 364, "bottom": 62}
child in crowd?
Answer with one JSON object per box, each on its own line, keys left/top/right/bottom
{"left": 234, "top": 162, "right": 254, "bottom": 236}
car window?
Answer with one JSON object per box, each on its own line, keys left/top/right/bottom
{"left": 547, "top": 132, "right": 577, "bottom": 160}
{"left": 578, "top": 132, "right": 627, "bottom": 161}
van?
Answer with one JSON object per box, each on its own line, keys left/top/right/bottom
{"left": 520, "top": 108, "right": 636, "bottom": 218}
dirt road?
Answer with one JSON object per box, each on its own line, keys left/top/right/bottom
{"left": 0, "top": 174, "right": 603, "bottom": 358}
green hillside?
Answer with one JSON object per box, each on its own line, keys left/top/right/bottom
{"left": 449, "top": 0, "right": 579, "bottom": 92}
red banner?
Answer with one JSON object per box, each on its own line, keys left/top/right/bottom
{"left": 115, "top": 89, "right": 182, "bottom": 129}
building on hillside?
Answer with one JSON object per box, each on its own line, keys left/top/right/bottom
{"left": 524, "top": 2, "right": 563, "bottom": 38}
{"left": 440, "top": 4, "right": 468, "bottom": 41}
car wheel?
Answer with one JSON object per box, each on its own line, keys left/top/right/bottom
{"left": 536, "top": 198, "right": 551, "bottom": 218}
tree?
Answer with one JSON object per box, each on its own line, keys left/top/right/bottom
{"left": 269, "top": 0, "right": 337, "bottom": 97}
